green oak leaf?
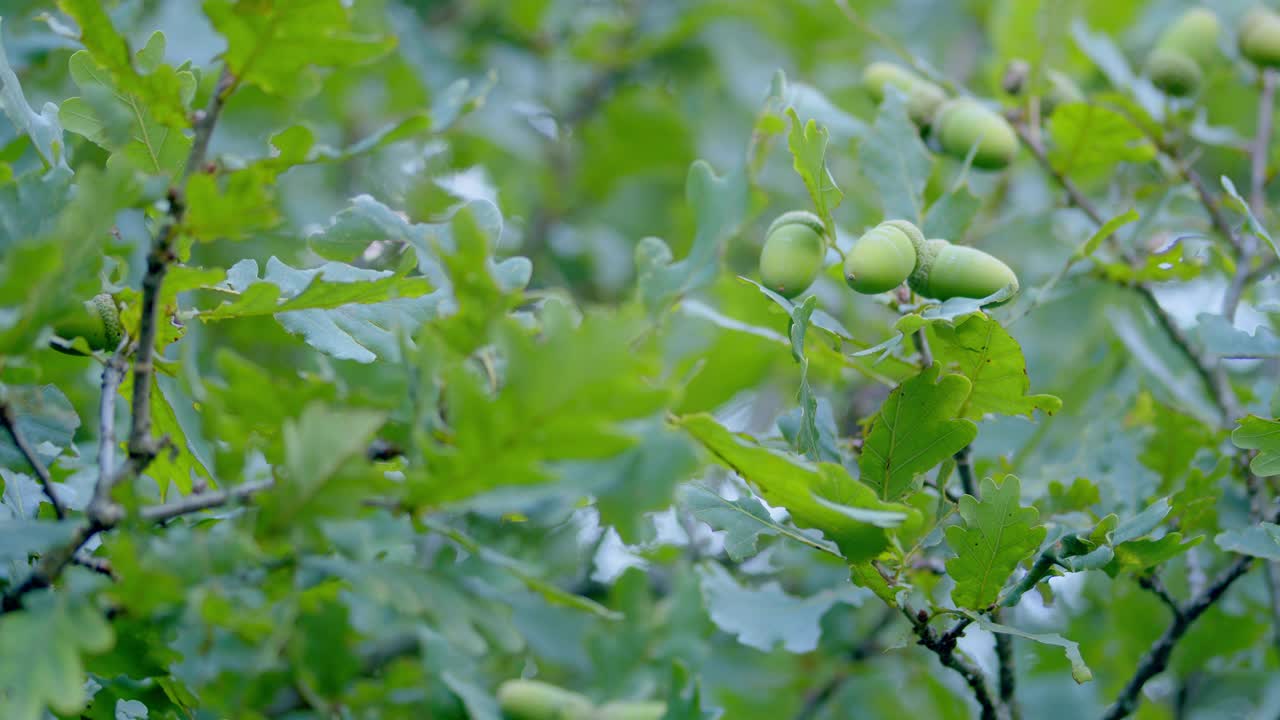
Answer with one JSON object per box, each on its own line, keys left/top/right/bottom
{"left": 1231, "top": 416, "right": 1280, "bottom": 476}
{"left": 928, "top": 313, "right": 1062, "bottom": 420}
{"left": 858, "top": 365, "right": 978, "bottom": 501}
{"left": 945, "top": 475, "right": 1046, "bottom": 609}
{"left": 677, "top": 413, "right": 918, "bottom": 562}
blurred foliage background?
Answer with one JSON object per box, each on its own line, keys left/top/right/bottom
{"left": 3, "top": 0, "right": 1280, "bottom": 718}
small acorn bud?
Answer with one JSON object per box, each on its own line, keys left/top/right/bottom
{"left": 1240, "top": 5, "right": 1280, "bottom": 68}
{"left": 497, "top": 680, "right": 595, "bottom": 720}
{"left": 908, "top": 240, "right": 1019, "bottom": 301}
{"left": 597, "top": 701, "right": 668, "bottom": 720}
{"left": 759, "top": 210, "right": 826, "bottom": 299}
{"left": 862, "top": 61, "right": 947, "bottom": 125}
{"left": 1002, "top": 59, "right": 1031, "bottom": 96}
{"left": 932, "top": 98, "right": 1019, "bottom": 170}
{"left": 844, "top": 221, "right": 921, "bottom": 294}
{"left": 49, "top": 293, "right": 123, "bottom": 355}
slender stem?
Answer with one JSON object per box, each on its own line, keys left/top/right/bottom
{"left": 0, "top": 402, "right": 66, "bottom": 519}
{"left": 913, "top": 328, "right": 934, "bottom": 368}
{"left": 1250, "top": 70, "right": 1275, "bottom": 217}
{"left": 140, "top": 478, "right": 274, "bottom": 523}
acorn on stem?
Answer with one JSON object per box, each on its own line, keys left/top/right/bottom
{"left": 1239, "top": 5, "right": 1280, "bottom": 68}
{"left": 931, "top": 97, "right": 1020, "bottom": 170}
{"left": 908, "top": 239, "right": 1018, "bottom": 301}
{"left": 49, "top": 293, "right": 123, "bottom": 355}
{"left": 843, "top": 220, "right": 921, "bottom": 294}
{"left": 862, "top": 61, "right": 948, "bottom": 126}
{"left": 758, "top": 210, "right": 826, "bottom": 299}
{"left": 844, "top": 219, "right": 1019, "bottom": 302}
{"left": 1144, "top": 7, "right": 1220, "bottom": 96}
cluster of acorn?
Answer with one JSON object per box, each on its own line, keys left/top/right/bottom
{"left": 498, "top": 679, "right": 664, "bottom": 720}
{"left": 1145, "top": 5, "right": 1280, "bottom": 97}
{"left": 758, "top": 212, "right": 1017, "bottom": 302}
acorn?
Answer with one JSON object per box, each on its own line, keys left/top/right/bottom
{"left": 758, "top": 210, "right": 826, "bottom": 298}
{"left": 1145, "top": 7, "right": 1220, "bottom": 96}
{"left": 844, "top": 221, "right": 922, "bottom": 294}
{"left": 496, "top": 680, "right": 595, "bottom": 720}
{"left": 932, "top": 98, "right": 1020, "bottom": 170}
{"left": 908, "top": 240, "right": 1019, "bottom": 301}
{"left": 1240, "top": 5, "right": 1280, "bottom": 68}
{"left": 862, "top": 61, "right": 948, "bottom": 126}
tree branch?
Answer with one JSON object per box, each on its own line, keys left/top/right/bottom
{"left": 903, "top": 605, "right": 1002, "bottom": 720}
{"left": 1, "top": 65, "right": 235, "bottom": 615}
{"left": 0, "top": 402, "right": 66, "bottom": 519}
{"left": 1101, "top": 554, "right": 1253, "bottom": 719}
{"left": 140, "top": 478, "right": 274, "bottom": 523}
{"left": 955, "top": 445, "right": 977, "bottom": 498}
{"left": 993, "top": 609, "right": 1019, "bottom": 719}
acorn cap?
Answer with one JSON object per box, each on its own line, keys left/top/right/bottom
{"left": 766, "top": 209, "right": 825, "bottom": 237}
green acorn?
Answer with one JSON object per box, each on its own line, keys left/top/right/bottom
{"left": 862, "top": 61, "right": 948, "bottom": 125}
{"left": 843, "top": 221, "right": 922, "bottom": 294}
{"left": 932, "top": 98, "right": 1020, "bottom": 170}
{"left": 1145, "top": 47, "right": 1203, "bottom": 96}
{"left": 597, "top": 701, "right": 668, "bottom": 720}
{"left": 497, "top": 680, "right": 595, "bottom": 720}
{"left": 1145, "top": 7, "right": 1220, "bottom": 96}
{"left": 908, "top": 240, "right": 1019, "bottom": 301}
{"left": 1159, "top": 7, "right": 1221, "bottom": 65}
{"left": 758, "top": 210, "right": 826, "bottom": 298}
{"left": 49, "top": 293, "right": 122, "bottom": 355}
{"left": 1240, "top": 5, "right": 1280, "bottom": 68}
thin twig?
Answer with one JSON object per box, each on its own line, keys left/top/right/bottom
{"left": 0, "top": 403, "right": 66, "bottom": 519}
{"left": 1100, "top": 555, "right": 1253, "bottom": 720}
{"left": 902, "top": 605, "right": 1001, "bottom": 720}
{"left": 140, "top": 478, "right": 274, "bottom": 523}
{"left": 1137, "top": 573, "right": 1183, "bottom": 621}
